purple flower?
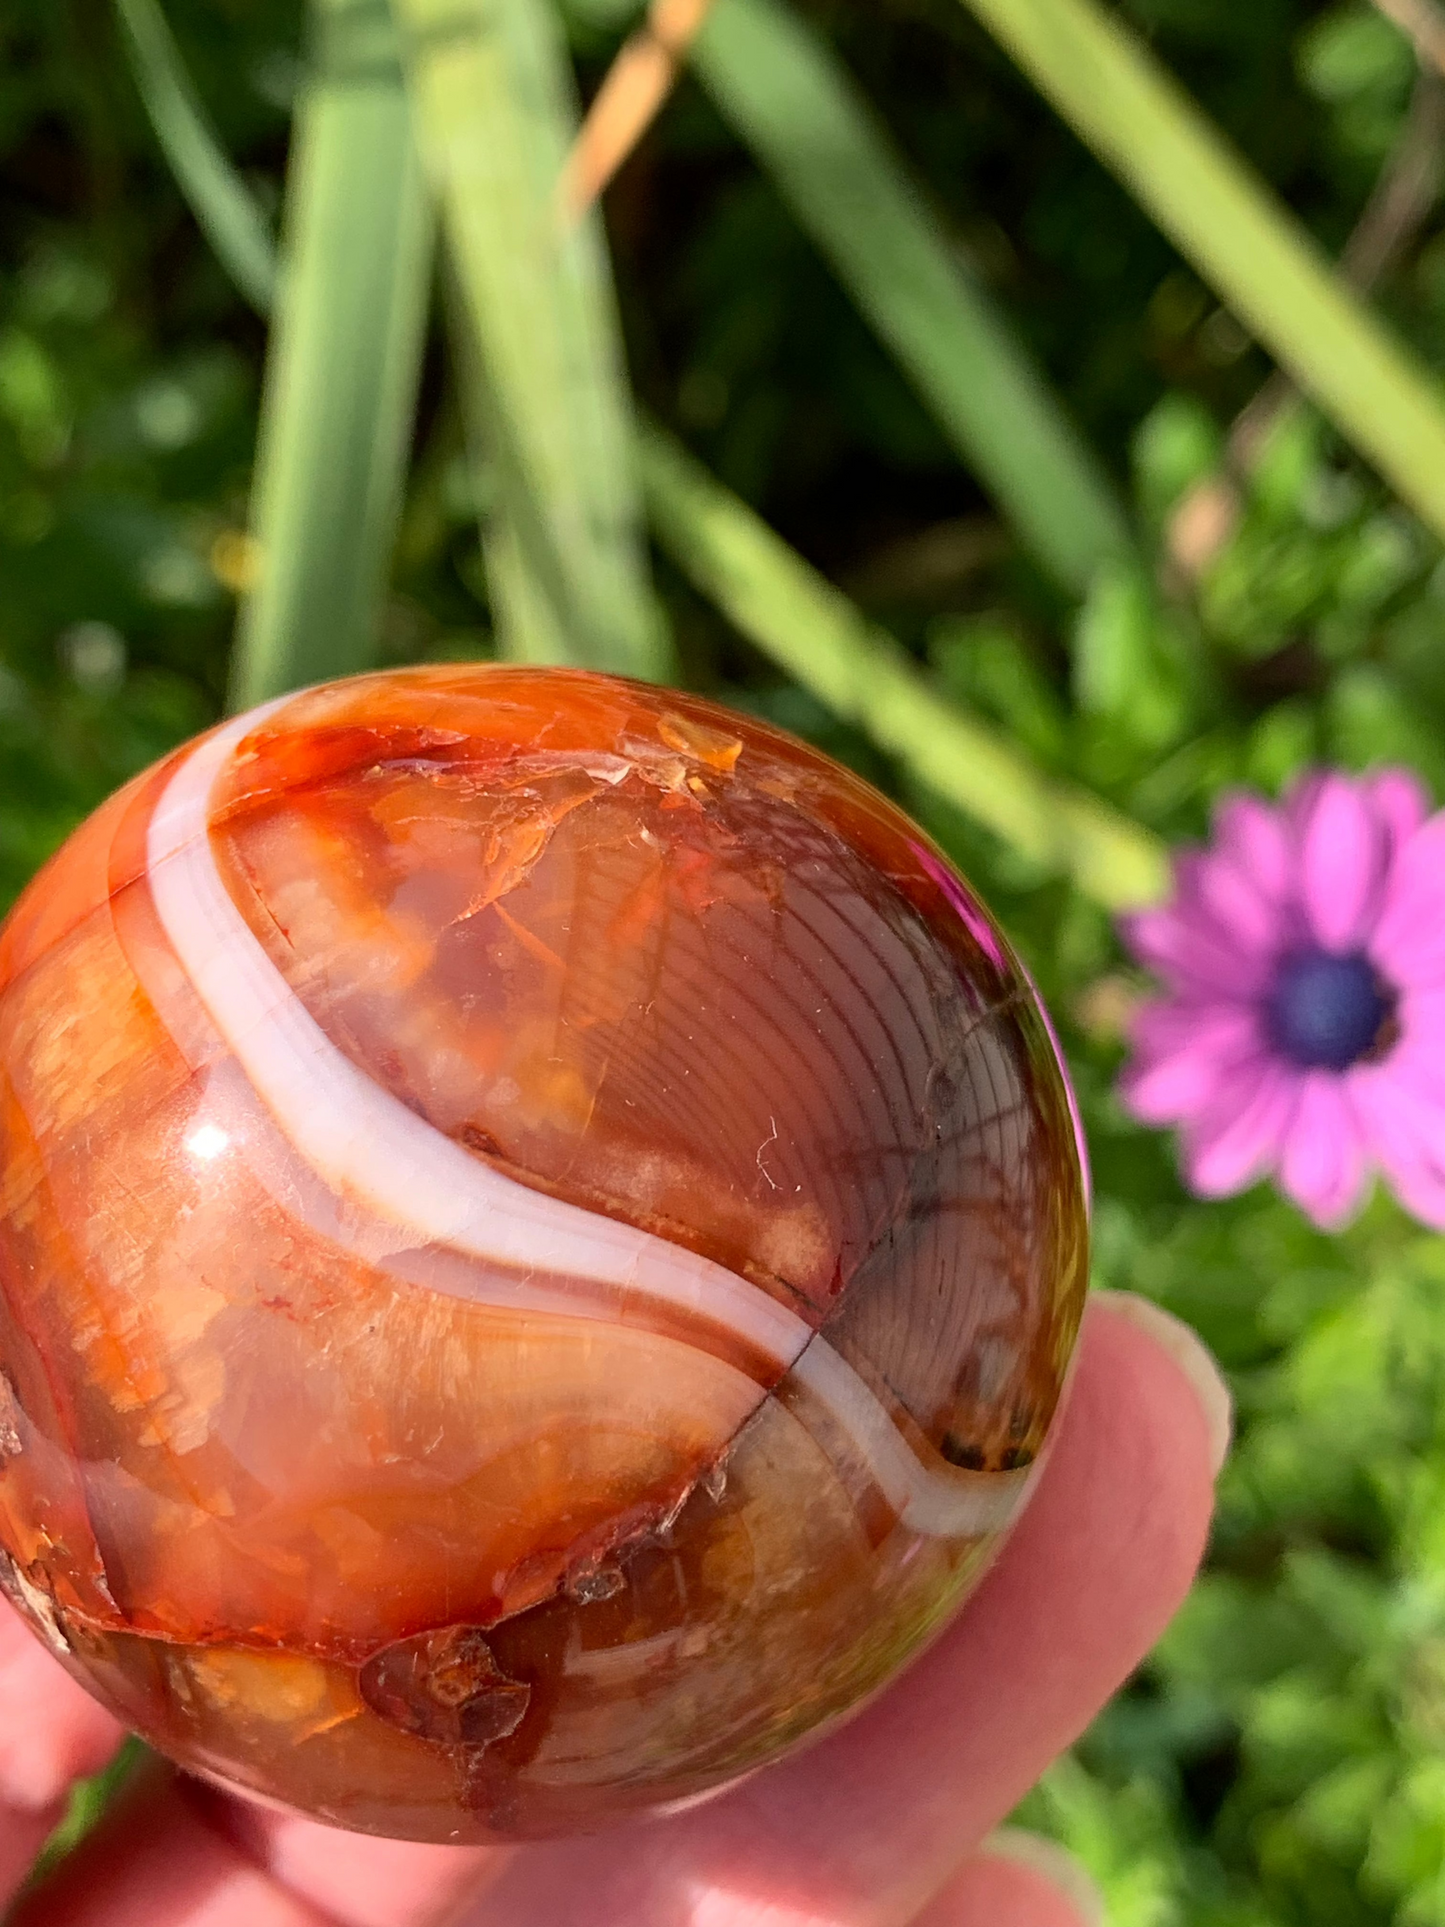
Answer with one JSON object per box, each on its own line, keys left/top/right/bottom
{"left": 1118, "top": 769, "right": 1445, "bottom": 1231}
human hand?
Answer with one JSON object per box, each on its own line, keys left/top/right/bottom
{"left": 0, "top": 1291, "right": 1229, "bottom": 1927}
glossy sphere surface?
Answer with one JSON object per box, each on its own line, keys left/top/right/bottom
{"left": 0, "top": 667, "right": 1088, "bottom": 1841}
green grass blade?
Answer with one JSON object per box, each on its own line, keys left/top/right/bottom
{"left": 113, "top": 0, "right": 277, "bottom": 314}
{"left": 961, "top": 0, "right": 1445, "bottom": 546}
{"left": 32, "top": 1740, "right": 148, "bottom": 1883}
{"left": 640, "top": 421, "right": 1167, "bottom": 908}
{"left": 692, "top": 0, "right": 1130, "bottom": 596}
{"left": 394, "top": 0, "right": 669, "bottom": 679}
{"left": 228, "top": 0, "right": 435, "bottom": 708}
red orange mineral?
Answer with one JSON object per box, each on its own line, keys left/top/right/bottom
{"left": 0, "top": 666, "right": 1087, "bottom": 1840}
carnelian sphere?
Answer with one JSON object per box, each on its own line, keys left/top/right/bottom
{"left": 0, "top": 666, "right": 1087, "bottom": 1841}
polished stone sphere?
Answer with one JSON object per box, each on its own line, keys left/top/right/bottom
{"left": 0, "top": 666, "right": 1088, "bottom": 1841}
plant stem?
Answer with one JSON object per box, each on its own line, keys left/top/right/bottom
{"left": 1168, "top": 70, "right": 1445, "bottom": 580}
{"left": 691, "top": 0, "right": 1131, "bottom": 597}
{"left": 228, "top": 0, "right": 434, "bottom": 708}
{"left": 394, "top": 0, "right": 669, "bottom": 679}
{"left": 1372, "top": 0, "right": 1445, "bottom": 78}
{"left": 640, "top": 421, "right": 1169, "bottom": 909}
{"left": 112, "top": 0, "right": 277, "bottom": 314}
{"left": 962, "top": 0, "right": 1445, "bottom": 546}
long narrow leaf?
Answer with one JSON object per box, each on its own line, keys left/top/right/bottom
{"left": 691, "top": 0, "right": 1130, "bottom": 596}
{"left": 229, "top": 0, "right": 434, "bottom": 707}
{"left": 961, "top": 0, "right": 1445, "bottom": 545}
{"left": 640, "top": 421, "right": 1167, "bottom": 908}
{"left": 113, "top": 0, "right": 278, "bottom": 314}
{"left": 393, "top": 0, "right": 669, "bottom": 679}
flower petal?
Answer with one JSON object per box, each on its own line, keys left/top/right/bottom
{"left": 1370, "top": 811, "right": 1445, "bottom": 989}
{"left": 1384, "top": 1159, "right": 1445, "bottom": 1232}
{"left": 1365, "top": 768, "right": 1430, "bottom": 860}
{"left": 1348, "top": 1063, "right": 1445, "bottom": 1231}
{"left": 1129, "top": 997, "right": 1249, "bottom": 1057}
{"left": 1375, "top": 987, "right": 1445, "bottom": 1095}
{"left": 1120, "top": 1001, "right": 1264, "bottom": 1126}
{"left": 1193, "top": 850, "right": 1282, "bottom": 958}
{"left": 1181, "top": 1059, "right": 1299, "bottom": 1199}
{"left": 1276, "top": 1072, "right": 1369, "bottom": 1229}
{"left": 1296, "top": 772, "right": 1388, "bottom": 953}
{"left": 1214, "top": 792, "right": 1293, "bottom": 904}
{"left": 1283, "top": 769, "right": 1329, "bottom": 842}
{"left": 1121, "top": 854, "right": 1275, "bottom": 999}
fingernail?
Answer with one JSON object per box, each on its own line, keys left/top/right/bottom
{"left": 1094, "top": 1290, "right": 1233, "bottom": 1477}
{"left": 981, "top": 1829, "right": 1104, "bottom": 1926}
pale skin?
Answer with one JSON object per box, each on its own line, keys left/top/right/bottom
{"left": 0, "top": 1293, "right": 1224, "bottom": 1927}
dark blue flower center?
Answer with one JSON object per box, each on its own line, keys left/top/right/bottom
{"left": 1265, "top": 949, "right": 1395, "bottom": 1071}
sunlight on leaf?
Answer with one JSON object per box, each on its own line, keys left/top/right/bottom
{"left": 692, "top": 0, "right": 1131, "bottom": 596}
{"left": 395, "top": 0, "right": 669, "bottom": 679}
{"left": 229, "top": 0, "right": 434, "bottom": 707}
{"left": 961, "top": 0, "right": 1445, "bottom": 547}
{"left": 640, "top": 419, "right": 1167, "bottom": 907}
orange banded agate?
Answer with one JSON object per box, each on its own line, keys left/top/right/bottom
{"left": 0, "top": 666, "right": 1087, "bottom": 1840}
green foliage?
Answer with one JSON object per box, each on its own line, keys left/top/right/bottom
{"left": 10, "top": 0, "right": 1445, "bottom": 1918}
{"left": 961, "top": 0, "right": 1445, "bottom": 546}
{"left": 29, "top": 1737, "right": 146, "bottom": 1881}
{"left": 231, "top": 0, "right": 435, "bottom": 705}
{"left": 1047, "top": 1195, "right": 1445, "bottom": 1924}
{"left": 1073, "top": 559, "right": 1191, "bottom": 751}
{"left": 907, "top": 371, "right": 1445, "bottom": 1925}
{"left": 113, "top": 0, "right": 278, "bottom": 312}
{"left": 395, "top": 0, "right": 668, "bottom": 677}
{"left": 691, "top": 0, "right": 1131, "bottom": 594}
{"left": 641, "top": 417, "right": 1166, "bottom": 904}
{"left": 1299, "top": 4, "right": 1414, "bottom": 164}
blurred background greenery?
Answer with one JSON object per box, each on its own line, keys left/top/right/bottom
{"left": 8, "top": 0, "right": 1445, "bottom": 1918}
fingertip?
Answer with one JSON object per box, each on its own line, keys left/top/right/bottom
{"left": 1091, "top": 1289, "right": 1233, "bottom": 1477}
{"left": 918, "top": 1281, "right": 1222, "bottom": 1795}
{"left": 976, "top": 1830, "right": 1104, "bottom": 1925}
{"left": 1012, "top": 1286, "right": 1221, "bottom": 1642}
{"left": 913, "top": 1832, "right": 1102, "bottom": 1927}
